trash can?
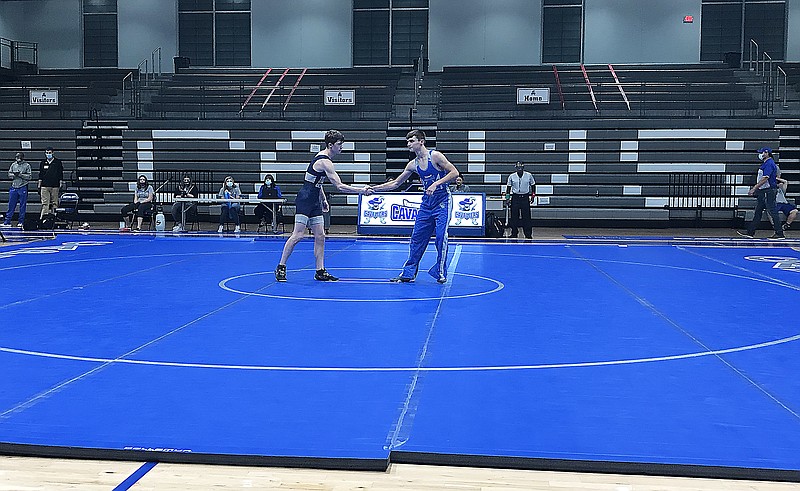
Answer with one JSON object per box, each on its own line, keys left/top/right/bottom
{"left": 173, "top": 56, "right": 190, "bottom": 72}
{"left": 724, "top": 52, "right": 741, "bottom": 69}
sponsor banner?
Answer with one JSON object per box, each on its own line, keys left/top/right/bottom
{"left": 29, "top": 89, "right": 59, "bottom": 105}
{"left": 358, "top": 193, "right": 485, "bottom": 235}
{"left": 324, "top": 89, "right": 355, "bottom": 105}
{"left": 516, "top": 87, "right": 549, "bottom": 104}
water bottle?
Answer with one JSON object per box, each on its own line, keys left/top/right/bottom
{"left": 155, "top": 212, "right": 165, "bottom": 231}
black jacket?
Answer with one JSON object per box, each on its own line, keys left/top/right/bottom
{"left": 39, "top": 157, "right": 63, "bottom": 187}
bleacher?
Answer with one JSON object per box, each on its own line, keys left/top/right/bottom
{"left": 439, "top": 63, "right": 759, "bottom": 120}
{"left": 436, "top": 118, "right": 778, "bottom": 226}
{"left": 0, "top": 68, "right": 129, "bottom": 120}
{"left": 139, "top": 67, "right": 402, "bottom": 121}
{"left": 104, "top": 119, "right": 388, "bottom": 225}
{"left": 0, "top": 63, "right": 789, "bottom": 228}
{"left": 0, "top": 119, "right": 81, "bottom": 221}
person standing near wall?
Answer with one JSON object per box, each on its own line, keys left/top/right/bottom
{"left": 2, "top": 152, "right": 31, "bottom": 228}
{"left": 505, "top": 161, "right": 535, "bottom": 239}
{"left": 38, "top": 147, "right": 63, "bottom": 219}
{"left": 737, "top": 147, "right": 785, "bottom": 239}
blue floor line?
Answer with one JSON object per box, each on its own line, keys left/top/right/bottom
{"left": 112, "top": 461, "right": 157, "bottom": 491}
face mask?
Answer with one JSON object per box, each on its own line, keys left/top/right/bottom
{"left": 265, "top": 180, "right": 272, "bottom": 185}
{"left": 226, "top": 181, "right": 233, "bottom": 187}
{"left": 46, "top": 153, "right": 53, "bottom": 159}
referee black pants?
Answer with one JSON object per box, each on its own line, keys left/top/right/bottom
{"left": 509, "top": 194, "right": 532, "bottom": 238}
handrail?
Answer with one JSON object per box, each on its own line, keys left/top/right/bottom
{"left": 580, "top": 64, "right": 599, "bottom": 113}
{"left": 749, "top": 39, "right": 759, "bottom": 73}
{"left": 137, "top": 58, "right": 148, "bottom": 84}
{"left": 413, "top": 44, "right": 424, "bottom": 111}
{"left": 607, "top": 64, "right": 630, "bottom": 111}
{"left": 122, "top": 71, "right": 133, "bottom": 109}
{"left": 777, "top": 66, "right": 788, "bottom": 108}
{"left": 151, "top": 47, "right": 162, "bottom": 78}
{"left": 763, "top": 51, "right": 773, "bottom": 114}
{"left": 240, "top": 68, "right": 273, "bottom": 113}
{"left": 763, "top": 51, "right": 773, "bottom": 77}
{"left": 261, "top": 67, "right": 290, "bottom": 111}
{"left": 552, "top": 65, "right": 565, "bottom": 110}
{"left": 283, "top": 67, "right": 307, "bottom": 111}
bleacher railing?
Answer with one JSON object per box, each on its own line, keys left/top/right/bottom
{"left": 776, "top": 66, "right": 788, "bottom": 109}
{"left": 668, "top": 173, "right": 739, "bottom": 208}
{"left": 152, "top": 170, "right": 216, "bottom": 206}
{"left": 0, "top": 37, "right": 38, "bottom": 72}
{"left": 0, "top": 38, "right": 11, "bottom": 70}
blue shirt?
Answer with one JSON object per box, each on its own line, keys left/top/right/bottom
{"left": 757, "top": 158, "right": 778, "bottom": 189}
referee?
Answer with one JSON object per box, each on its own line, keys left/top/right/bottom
{"left": 505, "top": 161, "right": 536, "bottom": 239}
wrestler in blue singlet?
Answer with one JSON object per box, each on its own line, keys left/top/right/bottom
{"left": 398, "top": 149, "right": 452, "bottom": 282}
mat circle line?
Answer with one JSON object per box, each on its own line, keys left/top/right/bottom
{"left": 218, "top": 268, "right": 505, "bottom": 302}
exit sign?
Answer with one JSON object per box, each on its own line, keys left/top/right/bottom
{"left": 683, "top": 15, "right": 694, "bottom": 23}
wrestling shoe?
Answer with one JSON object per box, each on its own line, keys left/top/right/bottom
{"left": 389, "top": 276, "right": 413, "bottom": 283}
{"left": 314, "top": 269, "right": 338, "bottom": 281}
{"left": 275, "top": 264, "right": 287, "bottom": 282}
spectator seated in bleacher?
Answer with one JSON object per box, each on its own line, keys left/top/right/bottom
{"left": 449, "top": 174, "right": 470, "bottom": 194}
{"left": 254, "top": 174, "right": 282, "bottom": 228}
{"left": 217, "top": 175, "right": 242, "bottom": 233}
{"left": 120, "top": 175, "right": 154, "bottom": 231}
{"left": 171, "top": 175, "right": 198, "bottom": 232}
{"left": 769, "top": 174, "right": 798, "bottom": 231}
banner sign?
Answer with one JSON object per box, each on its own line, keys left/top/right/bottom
{"left": 516, "top": 87, "right": 549, "bottom": 104}
{"left": 29, "top": 90, "right": 59, "bottom": 105}
{"left": 358, "top": 193, "right": 485, "bottom": 236}
{"left": 324, "top": 90, "right": 355, "bottom": 105}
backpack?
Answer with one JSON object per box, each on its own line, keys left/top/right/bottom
{"left": 40, "top": 213, "right": 56, "bottom": 230}
{"left": 22, "top": 216, "right": 39, "bottom": 231}
{"left": 485, "top": 212, "right": 505, "bottom": 238}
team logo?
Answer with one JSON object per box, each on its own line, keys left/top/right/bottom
{"left": 454, "top": 197, "right": 479, "bottom": 225}
{"left": 745, "top": 255, "right": 800, "bottom": 273}
{"left": 363, "top": 196, "right": 388, "bottom": 224}
{"left": 391, "top": 199, "right": 421, "bottom": 222}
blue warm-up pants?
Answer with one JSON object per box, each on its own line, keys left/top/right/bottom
{"left": 400, "top": 194, "right": 452, "bottom": 280}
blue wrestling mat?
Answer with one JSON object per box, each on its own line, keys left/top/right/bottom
{"left": 1, "top": 233, "right": 799, "bottom": 479}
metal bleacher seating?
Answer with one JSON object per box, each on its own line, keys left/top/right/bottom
{"left": 439, "top": 63, "right": 759, "bottom": 120}
{"left": 436, "top": 118, "right": 778, "bottom": 227}
{"left": 0, "top": 64, "right": 793, "bottom": 228}
{"left": 140, "top": 67, "right": 402, "bottom": 121}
